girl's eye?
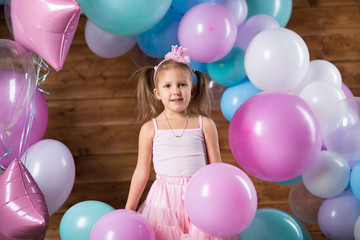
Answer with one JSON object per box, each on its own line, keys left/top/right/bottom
{"left": 164, "top": 84, "right": 170, "bottom": 88}
{"left": 179, "top": 83, "right": 187, "bottom": 87}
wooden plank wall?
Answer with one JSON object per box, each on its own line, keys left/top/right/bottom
{"left": 1, "top": 0, "right": 360, "bottom": 239}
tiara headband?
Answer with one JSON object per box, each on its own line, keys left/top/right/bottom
{"left": 153, "top": 45, "right": 191, "bottom": 85}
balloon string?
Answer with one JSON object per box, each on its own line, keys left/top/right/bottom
{"left": 33, "top": 56, "right": 51, "bottom": 95}
{"left": 0, "top": 129, "right": 12, "bottom": 172}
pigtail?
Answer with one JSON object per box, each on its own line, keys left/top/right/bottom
{"left": 130, "top": 66, "right": 163, "bottom": 123}
{"left": 189, "top": 70, "right": 212, "bottom": 117}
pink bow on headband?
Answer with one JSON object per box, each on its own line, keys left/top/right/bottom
{"left": 164, "top": 45, "right": 191, "bottom": 64}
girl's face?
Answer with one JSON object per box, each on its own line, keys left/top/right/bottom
{"left": 154, "top": 67, "right": 192, "bottom": 114}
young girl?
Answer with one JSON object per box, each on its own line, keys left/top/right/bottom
{"left": 125, "top": 46, "right": 226, "bottom": 240}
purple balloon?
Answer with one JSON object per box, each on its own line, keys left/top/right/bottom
{"left": 20, "top": 139, "right": 75, "bottom": 216}
{"left": 90, "top": 209, "right": 155, "bottom": 240}
{"left": 236, "top": 14, "right": 280, "bottom": 50}
{"left": 178, "top": 3, "right": 237, "bottom": 63}
{"left": 229, "top": 91, "right": 322, "bottom": 182}
{"left": 318, "top": 191, "right": 360, "bottom": 240}
{"left": 0, "top": 159, "right": 48, "bottom": 239}
{"left": 185, "top": 163, "right": 257, "bottom": 238}
{"left": 0, "top": 89, "right": 48, "bottom": 169}
{"left": 85, "top": 19, "right": 137, "bottom": 59}
{"left": 216, "top": 0, "right": 248, "bottom": 26}
{"left": 342, "top": 82, "right": 354, "bottom": 98}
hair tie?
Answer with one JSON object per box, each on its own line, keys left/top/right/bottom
{"left": 153, "top": 45, "right": 192, "bottom": 84}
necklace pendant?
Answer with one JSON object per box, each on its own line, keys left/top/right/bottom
{"left": 175, "top": 135, "right": 180, "bottom": 138}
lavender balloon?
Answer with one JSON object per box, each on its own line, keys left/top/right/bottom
{"left": 216, "top": 0, "right": 248, "bottom": 26}
{"left": 0, "top": 40, "right": 36, "bottom": 130}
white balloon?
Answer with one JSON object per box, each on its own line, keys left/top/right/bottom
{"left": 244, "top": 28, "right": 309, "bottom": 91}
{"left": 290, "top": 59, "right": 342, "bottom": 95}
{"left": 299, "top": 81, "right": 346, "bottom": 130}
{"left": 21, "top": 139, "right": 75, "bottom": 216}
{"left": 302, "top": 150, "right": 350, "bottom": 198}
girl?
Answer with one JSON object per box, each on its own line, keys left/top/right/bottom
{"left": 125, "top": 46, "right": 226, "bottom": 240}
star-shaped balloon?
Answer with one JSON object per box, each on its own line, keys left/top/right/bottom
{"left": 10, "top": 0, "right": 81, "bottom": 71}
{"left": 0, "top": 159, "right": 49, "bottom": 240}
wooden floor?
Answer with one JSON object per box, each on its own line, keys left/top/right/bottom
{"left": 1, "top": 0, "right": 360, "bottom": 239}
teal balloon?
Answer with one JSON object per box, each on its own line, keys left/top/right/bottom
{"left": 190, "top": 59, "right": 208, "bottom": 73}
{"left": 207, "top": 45, "right": 247, "bottom": 87}
{"left": 246, "top": 0, "right": 292, "bottom": 27}
{"left": 277, "top": 175, "right": 302, "bottom": 185}
{"left": 240, "top": 208, "right": 303, "bottom": 240}
{"left": 220, "top": 79, "right": 261, "bottom": 121}
{"left": 77, "top": 0, "right": 172, "bottom": 35}
{"left": 137, "top": 8, "right": 181, "bottom": 58}
{"left": 60, "top": 200, "right": 115, "bottom": 240}
{"left": 172, "top": 0, "right": 216, "bottom": 14}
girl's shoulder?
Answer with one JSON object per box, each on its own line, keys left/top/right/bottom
{"left": 139, "top": 119, "right": 156, "bottom": 139}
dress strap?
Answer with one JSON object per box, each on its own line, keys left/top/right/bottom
{"left": 152, "top": 118, "right": 158, "bottom": 131}
{"left": 199, "top": 116, "right": 203, "bottom": 130}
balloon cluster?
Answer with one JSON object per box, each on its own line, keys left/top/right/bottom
{"left": 0, "top": 0, "right": 80, "bottom": 238}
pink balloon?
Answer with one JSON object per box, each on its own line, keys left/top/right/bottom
{"left": 342, "top": 82, "right": 354, "bottom": 98}
{"left": 178, "top": 3, "right": 237, "bottom": 63}
{"left": 185, "top": 163, "right": 257, "bottom": 238}
{"left": 0, "top": 89, "right": 48, "bottom": 169}
{"left": 11, "top": 0, "right": 81, "bottom": 71}
{"left": 20, "top": 139, "right": 75, "bottom": 216}
{"left": 0, "top": 158, "right": 48, "bottom": 239}
{"left": 90, "top": 209, "right": 155, "bottom": 240}
{"left": 0, "top": 40, "right": 36, "bottom": 130}
{"left": 229, "top": 91, "right": 322, "bottom": 182}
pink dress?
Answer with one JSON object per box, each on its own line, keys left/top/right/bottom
{"left": 138, "top": 117, "right": 233, "bottom": 240}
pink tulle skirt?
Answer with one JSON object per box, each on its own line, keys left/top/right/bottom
{"left": 138, "top": 175, "right": 237, "bottom": 240}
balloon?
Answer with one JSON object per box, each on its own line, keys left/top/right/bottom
{"left": 302, "top": 150, "right": 350, "bottom": 198}
{"left": 60, "top": 201, "right": 115, "bottom": 240}
{"left": 229, "top": 91, "right": 322, "bottom": 182}
{"left": 0, "top": 40, "right": 36, "bottom": 130}
{"left": 0, "top": 159, "right": 48, "bottom": 239}
{"left": 207, "top": 45, "right": 247, "bottom": 87}
{"left": 246, "top": 0, "right": 292, "bottom": 27}
{"left": 0, "top": 89, "right": 48, "bottom": 169}
{"left": 239, "top": 208, "right": 303, "bottom": 240}
{"left": 216, "top": 0, "right": 248, "bottom": 26}
{"left": 90, "top": 209, "right": 155, "bottom": 240}
{"left": 129, "top": 44, "right": 162, "bottom": 68}
{"left": 20, "top": 139, "right": 75, "bottom": 216}
{"left": 10, "top": 0, "right": 81, "bottom": 71}
{"left": 323, "top": 97, "right": 360, "bottom": 161}
{"left": 318, "top": 191, "right": 360, "bottom": 240}
{"left": 291, "top": 59, "right": 342, "bottom": 95}
{"left": 236, "top": 14, "right": 280, "bottom": 50}
{"left": 85, "top": 20, "right": 136, "bottom": 59}
{"left": 342, "top": 82, "right": 354, "bottom": 98}
{"left": 172, "top": 0, "right": 216, "bottom": 14}
{"left": 220, "top": 79, "right": 261, "bottom": 121}
{"left": 300, "top": 81, "right": 346, "bottom": 129}
{"left": 277, "top": 175, "right": 302, "bottom": 185}
{"left": 189, "top": 59, "right": 208, "bottom": 73}
{"left": 78, "top": 0, "right": 171, "bottom": 35}
{"left": 208, "top": 79, "right": 227, "bottom": 111}
{"left": 355, "top": 216, "right": 360, "bottom": 240}
{"left": 178, "top": 3, "right": 237, "bottom": 63}
{"left": 289, "top": 180, "right": 325, "bottom": 224}
{"left": 185, "top": 163, "right": 257, "bottom": 238}
{"left": 137, "top": 8, "right": 181, "bottom": 58}
{"left": 350, "top": 161, "right": 360, "bottom": 201}
{"left": 245, "top": 28, "right": 309, "bottom": 91}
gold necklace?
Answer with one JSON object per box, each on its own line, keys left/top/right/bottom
{"left": 164, "top": 112, "right": 189, "bottom": 138}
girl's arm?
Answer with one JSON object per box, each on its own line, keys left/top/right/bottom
{"left": 203, "top": 117, "right": 222, "bottom": 164}
{"left": 125, "top": 121, "right": 154, "bottom": 210}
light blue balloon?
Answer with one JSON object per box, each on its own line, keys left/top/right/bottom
{"left": 350, "top": 160, "right": 360, "bottom": 200}
{"left": 246, "top": 0, "right": 292, "bottom": 27}
{"left": 77, "top": 0, "right": 172, "bottom": 35}
{"left": 207, "top": 45, "right": 247, "bottom": 87}
{"left": 240, "top": 208, "right": 303, "bottom": 240}
{"left": 172, "top": 0, "right": 216, "bottom": 14}
{"left": 277, "top": 175, "right": 302, "bottom": 185}
{"left": 137, "top": 8, "right": 181, "bottom": 58}
{"left": 220, "top": 80, "right": 261, "bottom": 121}
{"left": 60, "top": 200, "right": 115, "bottom": 240}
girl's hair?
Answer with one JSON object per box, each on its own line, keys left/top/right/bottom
{"left": 132, "top": 60, "right": 212, "bottom": 123}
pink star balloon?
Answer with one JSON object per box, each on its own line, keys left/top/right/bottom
{"left": 0, "top": 159, "right": 49, "bottom": 240}
{"left": 10, "top": 0, "right": 81, "bottom": 71}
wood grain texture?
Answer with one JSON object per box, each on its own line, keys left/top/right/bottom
{"left": 1, "top": 0, "right": 359, "bottom": 239}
